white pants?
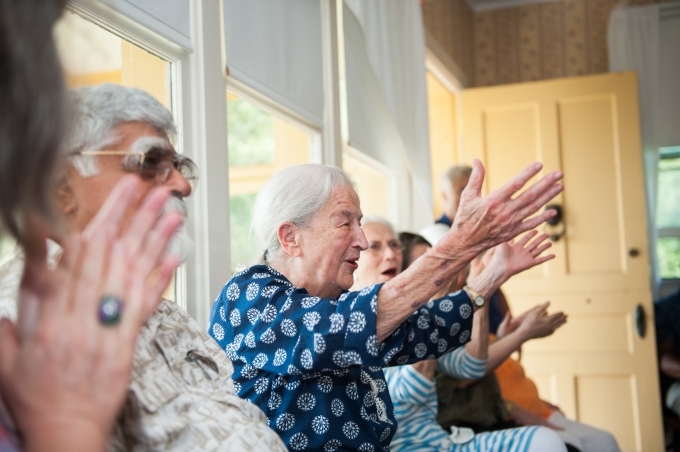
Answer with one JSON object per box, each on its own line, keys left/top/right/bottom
{"left": 525, "top": 426, "right": 568, "bottom": 452}
{"left": 548, "top": 411, "right": 620, "bottom": 452}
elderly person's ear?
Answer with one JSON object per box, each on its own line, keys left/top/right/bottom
{"left": 55, "top": 175, "right": 77, "bottom": 217}
{"left": 277, "top": 221, "right": 301, "bottom": 257}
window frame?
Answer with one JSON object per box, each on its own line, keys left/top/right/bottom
{"left": 225, "top": 88, "right": 322, "bottom": 273}
{"left": 342, "top": 145, "right": 400, "bottom": 226}
{"left": 67, "top": 0, "right": 230, "bottom": 328}
{"left": 62, "top": 0, "right": 431, "bottom": 326}
{"left": 225, "top": 86, "right": 324, "bottom": 165}
{"left": 657, "top": 148, "right": 680, "bottom": 287}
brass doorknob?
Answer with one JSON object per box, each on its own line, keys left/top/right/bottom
{"left": 544, "top": 205, "right": 566, "bottom": 242}
{"left": 629, "top": 248, "right": 640, "bottom": 257}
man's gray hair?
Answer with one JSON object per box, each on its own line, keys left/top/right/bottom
{"left": 251, "top": 164, "right": 354, "bottom": 263}
{"left": 440, "top": 165, "right": 472, "bottom": 191}
{"left": 67, "top": 83, "right": 176, "bottom": 177}
{"left": 360, "top": 215, "right": 396, "bottom": 237}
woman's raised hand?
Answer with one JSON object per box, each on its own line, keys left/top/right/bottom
{"left": 466, "top": 231, "right": 554, "bottom": 300}
{"left": 0, "top": 175, "right": 183, "bottom": 451}
{"left": 440, "top": 160, "right": 563, "bottom": 258}
{"left": 516, "top": 302, "right": 568, "bottom": 341}
{"left": 486, "top": 230, "right": 554, "bottom": 283}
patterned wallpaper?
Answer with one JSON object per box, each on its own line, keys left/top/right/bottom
{"left": 422, "top": 0, "right": 675, "bottom": 87}
{"left": 422, "top": 0, "right": 476, "bottom": 85}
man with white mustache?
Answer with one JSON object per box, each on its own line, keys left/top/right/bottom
{"left": 0, "top": 84, "right": 286, "bottom": 451}
{"left": 160, "top": 193, "right": 194, "bottom": 264}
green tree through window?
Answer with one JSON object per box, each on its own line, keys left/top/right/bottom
{"left": 227, "top": 96, "right": 277, "bottom": 273}
{"left": 227, "top": 97, "right": 275, "bottom": 167}
{"left": 229, "top": 193, "right": 258, "bottom": 273}
{"left": 657, "top": 148, "right": 680, "bottom": 279}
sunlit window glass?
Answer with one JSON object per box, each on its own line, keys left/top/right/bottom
{"left": 343, "top": 152, "right": 390, "bottom": 220}
{"left": 657, "top": 147, "right": 680, "bottom": 279}
{"left": 54, "top": 11, "right": 171, "bottom": 107}
{"left": 51, "top": 11, "right": 178, "bottom": 301}
{"left": 227, "top": 93, "right": 312, "bottom": 273}
{"left": 0, "top": 238, "right": 15, "bottom": 267}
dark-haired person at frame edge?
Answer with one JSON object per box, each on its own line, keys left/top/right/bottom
{"left": 655, "top": 289, "right": 680, "bottom": 418}
{"left": 0, "top": 1, "right": 183, "bottom": 450}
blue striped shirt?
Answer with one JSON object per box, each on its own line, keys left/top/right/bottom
{"left": 386, "top": 349, "right": 542, "bottom": 452}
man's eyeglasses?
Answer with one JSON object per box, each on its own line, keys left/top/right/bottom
{"left": 366, "top": 240, "right": 403, "bottom": 255}
{"left": 76, "top": 147, "right": 199, "bottom": 191}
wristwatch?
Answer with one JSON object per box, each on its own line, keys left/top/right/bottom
{"left": 463, "top": 285, "right": 486, "bottom": 308}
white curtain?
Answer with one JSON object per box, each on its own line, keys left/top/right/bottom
{"left": 343, "top": 0, "right": 432, "bottom": 231}
{"left": 608, "top": 3, "right": 680, "bottom": 297}
{"left": 343, "top": 4, "right": 404, "bottom": 172}
{"left": 100, "top": 0, "right": 192, "bottom": 51}
{"left": 222, "top": 0, "right": 324, "bottom": 128}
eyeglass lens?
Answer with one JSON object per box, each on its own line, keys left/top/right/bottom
{"left": 138, "top": 147, "right": 198, "bottom": 188}
{"left": 368, "top": 241, "right": 403, "bottom": 254}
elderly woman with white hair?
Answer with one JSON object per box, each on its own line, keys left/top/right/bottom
{"left": 208, "top": 162, "right": 563, "bottom": 451}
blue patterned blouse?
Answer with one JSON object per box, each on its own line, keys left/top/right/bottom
{"left": 208, "top": 265, "right": 474, "bottom": 452}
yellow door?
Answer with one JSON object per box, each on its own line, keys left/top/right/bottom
{"left": 427, "top": 71, "right": 461, "bottom": 218}
{"left": 461, "top": 72, "right": 663, "bottom": 452}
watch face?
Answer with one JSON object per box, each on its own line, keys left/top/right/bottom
{"left": 474, "top": 296, "right": 485, "bottom": 307}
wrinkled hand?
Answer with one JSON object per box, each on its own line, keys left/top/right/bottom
{"left": 517, "top": 302, "right": 568, "bottom": 341}
{"left": 468, "top": 231, "right": 554, "bottom": 298}
{"left": 508, "top": 403, "right": 564, "bottom": 431}
{"left": 0, "top": 176, "right": 183, "bottom": 451}
{"left": 497, "top": 311, "right": 521, "bottom": 338}
{"left": 439, "top": 160, "right": 563, "bottom": 258}
{"left": 468, "top": 248, "right": 494, "bottom": 283}
{"left": 488, "top": 231, "right": 554, "bottom": 283}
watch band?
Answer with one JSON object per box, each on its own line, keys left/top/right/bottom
{"left": 463, "top": 285, "right": 486, "bottom": 307}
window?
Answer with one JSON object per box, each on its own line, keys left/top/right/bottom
{"left": 0, "top": 238, "right": 15, "bottom": 268}
{"left": 227, "top": 93, "right": 313, "bottom": 273}
{"left": 53, "top": 11, "right": 178, "bottom": 301}
{"left": 343, "top": 150, "right": 390, "bottom": 220}
{"left": 657, "top": 146, "right": 680, "bottom": 279}
{"left": 54, "top": 11, "right": 171, "bottom": 107}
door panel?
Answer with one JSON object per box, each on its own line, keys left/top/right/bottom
{"left": 461, "top": 72, "right": 662, "bottom": 451}
{"left": 576, "top": 375, "right": 640, "bottom": 451}
{"left": 559, "top": 95, "right": 624, "bottom": 276}
{"left": 483, "top": 104, "right": 541, "bottom": 191}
